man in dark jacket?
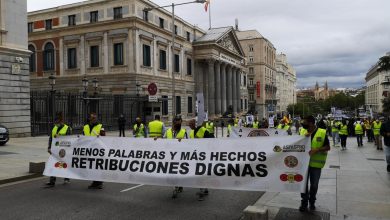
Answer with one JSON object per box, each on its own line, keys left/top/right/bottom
{"left": 380, "top": 117, "right": 390, "bottom": 172}
{"left": 118, "top": 114, "right": 126, "bottom": 137}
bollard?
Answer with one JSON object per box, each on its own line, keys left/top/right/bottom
{"left": 243, "top": 206, "right": 268, "bottom": 220}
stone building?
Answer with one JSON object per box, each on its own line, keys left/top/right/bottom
{"left": 28, "top": 0, "right": 248, "bottom": 122}
{"left": 365, "top": 52, "right": 390, "bottom": 113}
{"left": 235, "top": 29, "right": 277, "bottom": 119}
{"left": 275, "top": 53, "right": 296, "bottom": 115}
{"left": 0, "top": 0, "right": 31, "bottom": 137}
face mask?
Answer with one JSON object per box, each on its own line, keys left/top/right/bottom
{"left": 302, "top": 123, "right": 309, "bottom": 130}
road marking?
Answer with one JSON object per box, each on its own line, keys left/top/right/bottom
{"left": 120, "top": 184, "right": 144, "bottom": 192}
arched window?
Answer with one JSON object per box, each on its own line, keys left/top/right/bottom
{"left": 28, "top": 45, "right": 36, "bottom": 72}
{"left": 43, "top": 42, "right": 55, "bottom": 71}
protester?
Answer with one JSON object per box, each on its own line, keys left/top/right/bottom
{"left": 83, "top": 112, "right": 105, "bottom": 189}
{"left": 380, "top": 117, "right": 390, "bottom": 172}
{"left": 373, "top": 118, "right": 383, "bottom": 150}
{"left": 299, "top": 115, "right": 330, "bottom": 212}
{"left": 253, "top": 118, "right": 260, "bottom": 129}
{"left": 45, "top": 113, "right": 72, "bottom": 187}
{"left": 364, "top": 118, "right": 374, "bottom": 142}
{"left": 147, "top": 115, "right": 165, "bottom": 138}
{"left": 163, "top": 116, "right": 188, "bottom": 198}
{"left": 331, "top": 119, "right": 341, "bottom": 147}
{"left": 117, "top": 114, "right": 126, "bottom": 137}
{"left": 133, "top": 117, "right": 146, "bottom": 138}
{"left": 339, "top": 120, "right": 349, "bottom": 150}
{"left": 205, "top": 119, "right": 215, "bottom": 137}
{"left": 354, "top": 118, "right": 364, "bottom": 147}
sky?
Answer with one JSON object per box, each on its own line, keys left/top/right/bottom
{"left": 27, "top": 0, "right": 390, "bottom": 89}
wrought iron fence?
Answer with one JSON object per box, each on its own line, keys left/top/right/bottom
{"left": 30, "top": 91, "right": 146, "bottom": 136}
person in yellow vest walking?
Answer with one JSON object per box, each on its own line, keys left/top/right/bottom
{"left": 354, "top": 119, "right": 364, "bottom": 147}
{"left": 331, "top": 119, "right": 341, "bottom": 147}
{"left": 339, "top": 120, "right": 349, "bottom": 150}
{"left": 83, "top": 113, "right": 105, "bottom": 189}
{"left": 364, "top": 118, "right": 374, "bottom": 142}
{"left": 164, "top": 116, "right": 188, "bottom": 199}
{"left": 45, "top": 113, "right": 72, "bottom": 187}
{"left": 147, "top": 115, "right": 165, "bottom": 138}
{"left": 253, "top": 119, "right": 260, "bottom": 129}
{"left": 226, "top": 119, "right": 234, "bottom": 137}
{"left": 188, "top": 119, "right": 213, "bottom": 201}
{"left": 373, "top": 118, "right": 383, "bottom": 150}
{"left": 133, "top": 117, "right": 146, "bottom": 138}
{"left": 299, "top": 115, "right": 330, "bottom": 212}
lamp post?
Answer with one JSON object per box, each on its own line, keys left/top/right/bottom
{"left": 82, "top": 77, "right": 89, "bottom": 122}
{"left": 48, "top": 74, "right": 56, "bottom": 128}
{"left": 144, "top": 0, "right": 206, "bottom": 118}
{"left": 92, "top": 78, "right": 99, "bottom": 113}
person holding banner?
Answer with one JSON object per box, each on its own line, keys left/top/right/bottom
{"left": 163, "top": 116, "right": 188, "bottom": 198}
{"left": 299, "top": 115, "right": 330, "bottom": 212}
{"left": 205, "top": 119, "right": 215, "bottom": 137}
{"left": 83, "top": 113, "right": 105, "bottom": 189}
{"left": 188, "top": 119, "right": 213, "bottom": 201}
{"left": 253, "top": 118, "right": 259, "bottom": 129}
{"left": 45, "top": 113, "right": 72, "bottom": 188}
{"left": 133, "top": 117, "right": 146, "bottom": 138}
{"left": 148, "top": 115, "right": 165, "bottom": 138}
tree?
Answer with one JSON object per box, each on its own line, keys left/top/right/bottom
{"left": 379, "top": 55, "right": 390, "bottom": 114}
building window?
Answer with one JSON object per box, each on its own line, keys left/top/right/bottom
{"left": 113, "top": 43, "right": 123, "bottom": 66}
{"left": 245, "top": 99, "right": 248, "bottom": 109}
{"left": 45, "top": 19, "right": 52, "bottom": 30}
{"left": 249, "top": 56, "right": 254, "bottom": 63}
{"left": 187, "top": 58, "right": 192, "bottom": 75}
{"left": 159, "top": 50, "right": 166, "bottom": 70}
{"left": 162, "top": 95, "right": 168, "bottom": 115}
{"left": 28, "top": 45, "right": 36, "bottom": 72}
{"left": 43, "top": 43, "right": 55, "bottom": 71}
{"left": 241, "top": 99, "right": 243, "bottom": 110}
{"left": 174, "top": 54, "right": 180, "bottom": 72}
{"left": 174, "top": 25, "right": 178, "bottom": 35}
{"left": 67, "top": 48, "right": 77, "bottom": 69}
{"left": 90, "top": 45, "right": 99, "bottom": 67}
{"left": 249, "top": 93, "right": 254, "bottom": 101}
{"left": 68, "top": 15, "right": 76, "bottom": 26}
{"left": 28, "top": 22, "right": 33, "bottom": 33}
{"left": 143, "top": 10, "right": 148, "bottom": 22}
{"left": 249, "top": 67, "right": 254, "bottom": 74}
{"left": 188, "top": 96, "right": 193, "bottom": 114}
{"left": 114, "top": 7, "right": 123, "bottom": 19}
{"left": 243, "top": 75, "right": 247, "bottom": 86}
{"left": 249, "top": 78, "right": 254, "bottom": 86}
{"left": 186, "top": 31, "right": 191, "bottom": 41}
{"left": 142, "top": 44, "right": 151, "bottom": 67}
{"left": 176, "top": 96, "right": 181, "bottom": 114}
{"left": 90, "top": 11, "right": 98, "bottom": 23}
{"left": 159, "top": 17, "right": 164, "bottom": 28}
{"left": 249, "top": 45, "right": 254, "bottom": 52}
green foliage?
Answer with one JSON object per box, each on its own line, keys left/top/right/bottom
{"left": 378, "top": 55, "right": 390, "bottom": 72}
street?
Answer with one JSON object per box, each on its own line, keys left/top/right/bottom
{"left": 0, "top": 178, "right": 263, "bottom": 220}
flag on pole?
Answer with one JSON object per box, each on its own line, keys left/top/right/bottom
{"left": 204, "top": 0, "right": 210, "bottom": 12}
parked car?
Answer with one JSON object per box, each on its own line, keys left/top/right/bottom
{"left": 0, "top": 125, "right": 9, "bottom": 146}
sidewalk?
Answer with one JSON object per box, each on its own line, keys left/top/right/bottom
{"left": 254, "top": 137, "right": 390, "bottom": 220}
{"left": 1, "top": 132, "right": 390, "bottom": 219}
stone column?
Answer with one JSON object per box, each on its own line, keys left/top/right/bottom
{"left": 232, "top": 67, "right": 237, "bottom": 113}
{"left": 208, "top": 59, "right": 215, "bottom": 117}
{"left": 195, "top": 60, "right": 203, "bottom": 93}
{"left": 59, "top": 38, "right": 64, "bottom": 76}
{"left": 215, "top": 61, "right": 221, "bottom": 115}
{"left": 221, "top": 63, "right": 227, "bottom": 113}
{"left": 227, "top": 65, "right": 233, "bottom": 110}
{"left": 237, "top": 69, "right": 241, "bottom": 113}
{"left": 80, "top": 35, "right": 85, "bottom": 75}
{"left": 203, "top": 62, "right": 208, "bottom": 111}
{"left": 103, "top": 31, "right": 109, "bottom": 74}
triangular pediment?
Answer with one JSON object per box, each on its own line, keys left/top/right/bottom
{"left": 216, "top": 30, "right": 244, "bottom": 57}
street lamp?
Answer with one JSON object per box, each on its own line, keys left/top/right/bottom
{"left": 144, "top": 0, "right": 206, "bottom": 118}
{"left": 48, "top": 74, "right": 56, "bottom": 129}
{"left": 92, "top": 78, "right": 99, "bottom": 96}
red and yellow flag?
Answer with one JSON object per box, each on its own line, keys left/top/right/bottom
{"left": 204, "top": 0, "right": 210, "bottom": 12}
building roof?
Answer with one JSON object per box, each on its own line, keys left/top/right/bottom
{"left": 195, "top": 27, "right": 232, "bottom": 43}
{"left": 235, "top": 30, "right": 263, "bottom": 40}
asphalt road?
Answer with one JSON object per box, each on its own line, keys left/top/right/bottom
{"left": 0, "top": 178, "right": 264, "bottom": 220}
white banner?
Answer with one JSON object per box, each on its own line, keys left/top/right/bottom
{"left": 44, "top": 136, "right": 311, "bottom": 192}
{"left": 230, "top": 127, "right": 290, "bottom": 138}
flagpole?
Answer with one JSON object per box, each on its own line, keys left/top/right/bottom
{"left": 208, "top": 1, "right": 211, "bottom": 29}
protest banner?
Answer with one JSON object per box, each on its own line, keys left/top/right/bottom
{"left": 44, "top": 136, "right": 311, "bottom": 193}
{"left": 229, "top": 127, "right": 290, "bottom": 138}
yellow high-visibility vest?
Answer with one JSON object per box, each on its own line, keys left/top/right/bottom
{"left": 83, "top": 124, "right": 102, "bottom": 136}
{"left": 52, "top": 124, "right": 69, "bottom": 138}
{"left": 309, "top": 128, "right": 328, "bottom": 169}
{"left": 148, "top": 120, "right": 164, "bottom": 138}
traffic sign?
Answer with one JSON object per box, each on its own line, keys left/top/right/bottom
{"left": 148, "top": 95, "right": 158, "bottom": 102}
{"left": 148, "top": 83, "right": 158, "bottom": 96}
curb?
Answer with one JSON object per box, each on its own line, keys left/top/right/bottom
{"left": 0, "top": 173, "right": 43, "bottom": 185}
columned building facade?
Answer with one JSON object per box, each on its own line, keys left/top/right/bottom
{"left": 28, "top": 0, "right": 248, "bottom": 122}
{"left": 0, "top": 0, "right": 31, "bottom": 137}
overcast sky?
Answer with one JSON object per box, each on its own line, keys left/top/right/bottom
{"left": 28, "top": 0, "right": 390, "bottom": 88}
